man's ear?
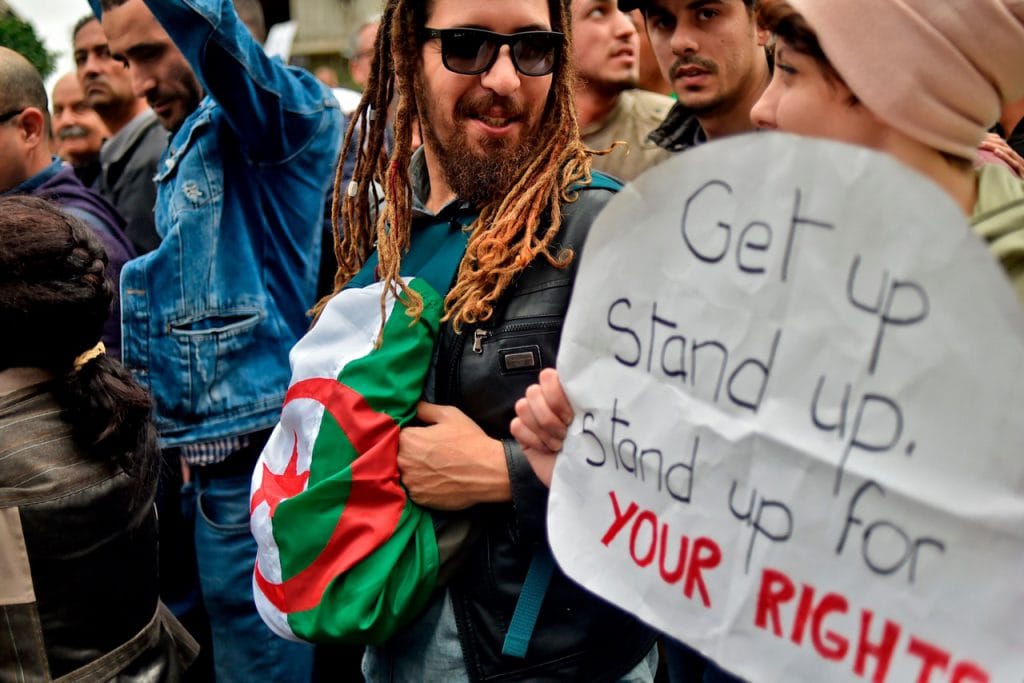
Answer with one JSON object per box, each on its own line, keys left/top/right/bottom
{"left": 756, "top": 26, "right": 771, "bottom": 47}
{"left": 17, "top": 108, "right": 47, "bottom": 148}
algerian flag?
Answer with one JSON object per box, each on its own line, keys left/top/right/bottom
{"left": 251, "top": 277, "right": 442, "bottom": 643}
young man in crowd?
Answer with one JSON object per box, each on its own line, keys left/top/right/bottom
{"left": 73, "top": 14, "right": 166, "bottom": 253}
{"left": 279, "top": 0, "right": 658, "bottom": 679}
{"left": 97, "top": 0, "right": 342, "bottom": 679}
{"left": 620, "top": 0, "right": 771, "bottom": 151}
{"left": 573, "top": 0, "right": 673, "bottom": 181}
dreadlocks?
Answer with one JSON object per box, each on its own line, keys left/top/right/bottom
{"left": 319, "top": 0, "right": 592, "bottom": 335}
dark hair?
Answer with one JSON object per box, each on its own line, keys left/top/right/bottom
{"left": 321, "top": 0, "right": 591, "bottom": 334}
{"left": 0, "top": 196, "right": 158, "bottom": 494}
{"left": 99, "top": 0, "right": 131, "bottom": 12}
{"left": 756, "top": 0, "right": 844, "bottom": 85}
{"left": 72, "top": 14, "right": 99, "bottom": 43}
{"left": 633, "top": 0, "right": 756, "bottom": 12}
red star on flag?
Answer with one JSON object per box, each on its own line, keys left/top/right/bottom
{"left": 251, "top": 432, "right": 310, "bottom": 517}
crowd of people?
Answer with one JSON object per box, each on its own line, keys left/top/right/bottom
{"left": 1, "top": 0, "right": 1022, "bottom": 680}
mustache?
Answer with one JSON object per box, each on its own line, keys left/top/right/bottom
{"left": 455, "top": 94, "right": 525, "bottom": 120}
{"left": 57, "top": 125, "right": 90, "bottom": 140}
{"left": 670, "top": 54, "right": 718, "bottom": 75}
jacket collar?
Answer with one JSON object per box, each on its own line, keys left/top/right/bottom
{"left": 0, "top": 368, "right": 54, "bottom": 397}
{"left": 647, "top": 102, "right": 707, "bottom": 152}
{"left": 101, "top": 109, "right": 165, "bottom": 166}
{"left": 409, "top": 147, "right": 473, "bottom": 220}
{"left": 2, "top": 157, "right": 62, "bottom": 197}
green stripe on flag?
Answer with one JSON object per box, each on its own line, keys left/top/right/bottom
{"left": 268, "top": 276, "right": 444, "bottom": 639}
{"left": 288, "top": 503, "right": 438, "bottom": 643}
{"left": 334, "top": 278, "right": 445, "bottom": 426}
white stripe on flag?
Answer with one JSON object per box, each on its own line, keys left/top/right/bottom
{"left": 287, "top": 279, "right": 411, "bottom": 384}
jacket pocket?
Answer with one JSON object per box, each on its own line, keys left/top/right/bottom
{"left": 167, "top": 308, "right": 265, "bottom": 414}
{"left": 456, "top": 317, "right": 564, "bottom": 437}
{"left": 169, "top": 309, "right": 262, "bottom": 341}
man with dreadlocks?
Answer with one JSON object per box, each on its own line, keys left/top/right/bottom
{"left": 249, "top": 0, "right": 657, "bottom": 680}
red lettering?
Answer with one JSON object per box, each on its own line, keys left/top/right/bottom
{"left": 658, "top": 526, "right": 689, "bottom": 584}
{"left": 601, "top": 491, "right": 637, "bottom": 546}
{"left": 950, "top": 662, "right": 989, "bottom": 683}
{"left": 811, "top": 593, "right": 849, "bottom": 661}
{"left": 629, "top": 511, "right": 658, "bottom": 567}
{"left": 854, "top": 610, "right": 899, "bottom": 683}
{"left": 751, "top": 572, "right": 992, "bottom": 681}
{"left": 755, "top": 568, "right": 795, "bottom": 637}
{"left": 790, "top": 584, "right": 815, "bottom": 645}
{"left": 683, "top": 537, "right": 721, "bottom": 608}
{"left": 907, "top": 637, "right": 950, "bottom": 683}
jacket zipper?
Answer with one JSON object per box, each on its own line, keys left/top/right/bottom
{"left": 471, "top": 319, "right": 562, "bottom": 355}
{"left": 472, "top": 329, "right": 490, "bottom": 354}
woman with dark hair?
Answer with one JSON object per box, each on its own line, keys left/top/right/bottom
{"left": 0, "top": 195, "right": 197, "bottom": 680}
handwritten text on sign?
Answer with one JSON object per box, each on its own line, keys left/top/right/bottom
{"left": 548, "top": 134, "right": 1024, "bottom": 683}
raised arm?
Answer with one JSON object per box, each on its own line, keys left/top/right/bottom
{"left": 143, "top": 0, "right": 339, "bottom": 162}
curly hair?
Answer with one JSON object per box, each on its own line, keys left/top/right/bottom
{"left": 318, "top": 0, "right": 592, "bottom": 336}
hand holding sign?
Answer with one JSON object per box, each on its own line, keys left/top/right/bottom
{"left": 511, "top": 368, "right": 573, "bottom": 485}
{"left": 547, "top": 133, "right": 1024, "bottom": 682}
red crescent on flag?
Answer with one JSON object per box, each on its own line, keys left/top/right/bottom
{"left": 253, "top": 377, "right": 408, "bottom": 613}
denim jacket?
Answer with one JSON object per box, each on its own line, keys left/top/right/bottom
{"left": 119, "top": 0, "right": 342, "bottom": 446}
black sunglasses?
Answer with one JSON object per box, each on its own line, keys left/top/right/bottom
{"left": 421, "top": 27, "right": 563, "bottom": 77}
{"left": 0, "top": 108, "right": 25, "bottom": 125}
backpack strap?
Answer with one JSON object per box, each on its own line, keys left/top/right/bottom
{"left": 501, "top": 547, "right": 556, "bottom": 659}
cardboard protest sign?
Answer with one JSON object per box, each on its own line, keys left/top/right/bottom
{"left": 549, "top": 133, "right": 1024, "bottom": 683}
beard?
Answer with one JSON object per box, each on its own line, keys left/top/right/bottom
{"left": 416, "top": 75, "right": 543, "bottom": 207}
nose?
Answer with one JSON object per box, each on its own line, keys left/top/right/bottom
{"left": 81, "top": 51, "right": 102, "bottom": 79}
{"left": 613, "top": 10, "right": 637, "bottom": 40}
{"left": 669, "top": 24, "right": 699, "bottom": 56}
{"left": 479, "top": 45, "right": 522, "bottom": 97}
{"left": 749, "top": 78, "right": 779, "bottom": 130}
{"left": 130, "top": 66, "right": 156, "bottom": 100}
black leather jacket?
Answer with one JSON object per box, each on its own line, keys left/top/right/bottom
{"left": 430, "top": 180, "right": 658, "bottom": 681}
{"left": 0, "top": 376, "right": 197, "bottom": 681}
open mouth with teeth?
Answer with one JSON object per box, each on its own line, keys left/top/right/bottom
{"left": 467, "top": 111, "right": 521, "bottom": 131}
{"left": 474, "top": 115, "right": 514, "bottom": 126}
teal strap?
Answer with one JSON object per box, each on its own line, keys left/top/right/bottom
{"left": 502, "top": 547, "right": 556, "bottom": 658}
{"left": 347, "top": 214, "right": 476, "bottom": 293}
{"left": 581, "top": 170, "right": 623, "bottom": 192}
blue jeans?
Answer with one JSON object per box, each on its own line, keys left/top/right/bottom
{"left": 189, "top": 470, "right": 314, "bottom": 682}
{"left": 364, "top": 590, "right": 658, "bottom": 682}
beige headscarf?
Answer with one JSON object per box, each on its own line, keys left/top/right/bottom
{"left": 788, "top": 0, "right": 1024, "bottom": 161}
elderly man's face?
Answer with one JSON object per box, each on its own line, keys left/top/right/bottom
{"left": 52, "top": 74, "right": 109, "bottom": 165}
